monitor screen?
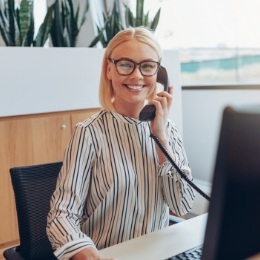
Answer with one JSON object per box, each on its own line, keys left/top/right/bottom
{"left": 202, "top": 104, "right": 260, "bottom": 260}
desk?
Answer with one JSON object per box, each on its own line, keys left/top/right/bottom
{"left": 100, "top": 214, "right": 207, "bottom": 260}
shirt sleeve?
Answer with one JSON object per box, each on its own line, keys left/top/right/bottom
{"left": 46, "top": 124, "right": 97, "bottom": 260}
{"left": 157, "top": 122, "right": 196, "bottom": 216}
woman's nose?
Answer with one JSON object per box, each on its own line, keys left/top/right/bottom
{"left": 130, "top": 65, "right": 143, "bottom": 78}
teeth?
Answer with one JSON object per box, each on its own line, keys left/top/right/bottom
{"left": 127, "top": 85, "right": 143, "bottom": 90}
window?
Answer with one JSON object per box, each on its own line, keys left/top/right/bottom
{"left": 141, "top": 0, "right": 260, "bottom": 85}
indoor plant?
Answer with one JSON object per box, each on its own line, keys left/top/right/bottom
{"left": 89, "top": 1, "right": 124, "bottom": 48}
{"left": 124, "top": 0, "right": 161, "bottom": 30}
{"left": 0, "top": 0, "right": 89, "bottom": 47}
{"left": 48, "top": 0, "right": 89, "bottom": 47}
{"left": 0, "top": 0, "right": 35, "bottom": 46}
{"left": 89, "top": 0, "right": 161, "bottom": 48}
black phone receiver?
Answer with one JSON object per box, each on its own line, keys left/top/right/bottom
{"left": 139, "top": 65, "right": 170, "bottom": 121}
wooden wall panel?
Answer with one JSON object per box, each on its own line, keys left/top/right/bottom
{"left": 0, "top": 108, "right": 99, "bottom": 252}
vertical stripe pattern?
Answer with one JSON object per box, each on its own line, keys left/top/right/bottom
{"left": 47, "top": 110, "right": 195, "bottom": 260}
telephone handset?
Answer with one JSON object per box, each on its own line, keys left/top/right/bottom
{"left": 139, "top": 65, "right": 170, "bottom": 121}
{"left": 139, "top": 65, "right": 211, "bottom": 201}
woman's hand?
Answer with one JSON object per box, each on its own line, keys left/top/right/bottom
{"left": 149, "top": 86, "right": 174, "bottom": 165}
{"left": 150, "top": 86, "right": 173, "bottom": 141}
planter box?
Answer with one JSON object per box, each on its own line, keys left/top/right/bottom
{"left": 0, "top": 48, "right": 104, "bottom": 116}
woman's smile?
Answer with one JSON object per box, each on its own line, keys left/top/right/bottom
{"left": 123, "top": 84, "right": 145, "bottom": 91}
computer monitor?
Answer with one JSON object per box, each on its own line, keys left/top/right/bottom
{"left": 202, "top": 104, "right": 260, "bottom": 260}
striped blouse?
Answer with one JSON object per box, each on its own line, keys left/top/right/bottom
{"left": 47, "top": 110, "right": 195, "bottom": 260}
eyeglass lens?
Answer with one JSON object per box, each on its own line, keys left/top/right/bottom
{"left": 115, "top": 60, "right": 159, "bottom": 76}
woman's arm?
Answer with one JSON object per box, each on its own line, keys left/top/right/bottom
{"left": 148, "top": 86, "right": 195, "bottom": 215}
{"left": 47, "top": 124, "right": 96, "bottom": 259}
{"left": 157, "top": 124, "right": 195, "bottom": 216}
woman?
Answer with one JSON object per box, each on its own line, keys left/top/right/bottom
{"left": 47, "top": 27, "right": 195, "bottom": 260}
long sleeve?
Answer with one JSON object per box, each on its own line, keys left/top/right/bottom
{"left": 47, "top": 120, "right": 98, "bottom": 259}
{"left": 47, "top": 111, "right": 195, "bottom": 260}
{"left": 157, "top": 121, "right": 196, "bottom": 215}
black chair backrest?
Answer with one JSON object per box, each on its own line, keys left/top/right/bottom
{"left": 10, "top": 161, "right": 62, "bottom": 260}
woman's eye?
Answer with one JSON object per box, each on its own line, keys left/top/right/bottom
{"left": 119, "top": 62, "right": 133, "bottom": 69}
{"left": 142, "top": 63, "right": 154, "bottom": 70}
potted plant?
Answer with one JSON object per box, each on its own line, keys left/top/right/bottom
{"left": 48, "top": 0, "right": 89, "bottom": 47}
{"left": 89, "top": 0, "right": 161, "bottom": 48}
{"left": 89, "top": 1, "right": 124, "bottom": 48}
{"left": 124, "top": 0, "right": 161, "bottom": 30}
{"left": 0, "top": 0, "right": 35, "bottom": 46}
{"left": 0, "top": 0, "right": 89, "bottom": 47}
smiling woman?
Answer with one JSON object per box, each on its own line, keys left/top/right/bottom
{"left": 106, "top": 39, "right": 159, "bottom": 118}
{"left": 46, "top": 27, "right": 195, "bottom": 260}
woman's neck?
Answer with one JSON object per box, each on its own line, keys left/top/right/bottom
{"left": 113, "top": 102, "right": 143, "bottom": 119}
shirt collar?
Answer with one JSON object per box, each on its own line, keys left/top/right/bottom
{"left": 110, "top": 111, "right": 144, "bottom": 125}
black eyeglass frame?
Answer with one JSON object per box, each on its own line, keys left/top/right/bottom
{"left": 108, "top": 58, "right": 161, "bottom": 77}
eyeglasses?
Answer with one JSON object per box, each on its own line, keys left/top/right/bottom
{"left": 108, "top": 58, "right": 160, "bottom": 77}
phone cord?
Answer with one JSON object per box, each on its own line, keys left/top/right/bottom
{"left": 150, "top": 133, "right": 211, "bottom": 202}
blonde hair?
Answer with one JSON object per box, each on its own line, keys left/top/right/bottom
{"left": 99, "top": 27, "right": 163, "bottom": 111}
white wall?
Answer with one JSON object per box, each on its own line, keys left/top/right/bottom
{"left": 0, "top": 49, "right": 183, "bottom": 137}
{"left": 182, "top": 87, "right": 260, "bottom": 183}
{"left": 0, "top": 48, "right": 104, "bottom": 116}
{"left": 162, "top": 51, "right": 183, "bottom": 135}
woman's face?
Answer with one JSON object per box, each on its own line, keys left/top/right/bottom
{"left": 107, "top": 39, "right": 159, "bottom": 115}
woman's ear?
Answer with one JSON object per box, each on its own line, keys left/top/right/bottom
{"left": 107, "top": 60, "right": 112, "bottom": 80}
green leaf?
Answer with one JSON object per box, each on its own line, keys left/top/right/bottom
{"left": 124, "top": 4, "right": 134, "bottom": 27}
{"left": 24, "top": 2, "right": 34, "bottom": 46}
{"left": 150, "top": 8, "right": 161, "bottom": 30}
{"left": 15, "top": 8, "right": 21, "bottom": 45}
{"left": 8, "top": 0, "right": 16, "bottom": 45}
{"left": 67, "top": 0, "right": 75, "bottom": 45}
{"left": 48, "top": 0, "right": 89, "bottom": 47}
{"left": 19, "top": 0, "right": 34, "bottom": 46}
{"left": 144, "top": 11, "right": 149, "bottom": 27}
{"left": 88, "top": 25, "right": 104, "bottom": 47}
{"left": 34, "top": 3, "right": 54, "bottom": 47}
{"left": 51, "top": 0, "right": 64, "bottom": 47}
{"left": 0, "top": 5, "right": 10, "bottom": 45}
{"left": 89, "top": 1, "right": 124, "bottom": 48}
{"left": 123, "top": 0, "right": 161, "bottom": 32}
{"left": 0, "top": 0, "right": 21, "bottom": 46}
{"left": 136, "top": 0, "right": 144, "bottom": 26}
{"left": 63, "top": 27, "right": 71, "bottom": 47}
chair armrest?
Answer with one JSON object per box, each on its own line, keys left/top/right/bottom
{"left": 3, "top": 246, "right": 25, "bottom": 260}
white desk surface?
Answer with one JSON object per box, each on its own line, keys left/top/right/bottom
{"left": 100, "top": 214, "right": 208, "bottom": 260}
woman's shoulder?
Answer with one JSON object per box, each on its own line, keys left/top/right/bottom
{"left": 76, "top": 110, "right": 110, "bottom": 128}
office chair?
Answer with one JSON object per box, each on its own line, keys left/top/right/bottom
{"left": 3, "top": 161, "right": 62, "bottom": 260}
